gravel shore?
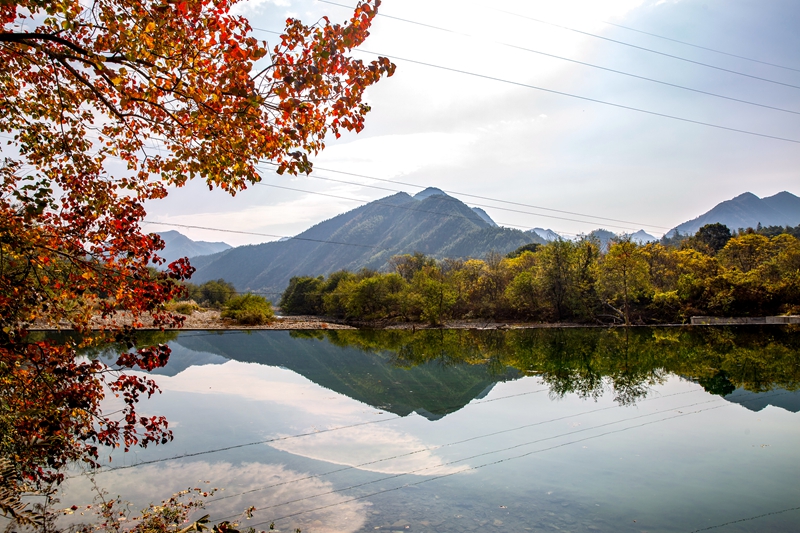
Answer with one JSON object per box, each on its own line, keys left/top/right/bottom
{"left": 32, "top": 310, "right": 608, "bottom": 330}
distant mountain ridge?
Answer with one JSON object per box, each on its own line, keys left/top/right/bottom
{"left": 190, "top": 188, "right": 544, "bottom": 295}
{"left": 527, "top": 227, "right": 656, "bottom": 249}
{"left": 528, "top": 228, "right": 560, "bottom": 241}
{"left": 630, "top": 229, "right": 658, "bottom": 244}
{"left": 669, "top": 191, "right": 800, "bottom": 236}
{"left": 157, "top": 230, "right": 231, "bottom": 264}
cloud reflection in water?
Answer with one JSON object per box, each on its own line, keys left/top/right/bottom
{"left": 63, "top": 461, "right": 369, "bottom": 533}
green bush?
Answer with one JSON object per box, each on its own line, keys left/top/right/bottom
{"left": 280, "top": 276, "right": 324, "bottom": 315}
{"left": 221, "top": 293, "right": 275, "bottom": 325}
{"left": 171, "top": 301, "right": 200, "bottom": 315}
{"left": 184, "top": 278, "right": 236, "bottom": 307}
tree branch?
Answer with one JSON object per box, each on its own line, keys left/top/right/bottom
{"left": 0, "top": 32, "right": 93, "bottom": 58}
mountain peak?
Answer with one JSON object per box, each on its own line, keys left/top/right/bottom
{"left": 669, "top": 190, "right": 800, "bottom": 236}
{"left": 630, "top": 229, "right": 657, "bottom": 244}
{"left": 414, "top": 187, "right": 448, "bottom": 200}
{"left": 732, "top": 192, "right": 760, "bottom": 201}
{"left": 155, "top": 230, "right": 232, "bottom": 265}
{"left": 528, "top": 228, "right": 560, "bottom": 241}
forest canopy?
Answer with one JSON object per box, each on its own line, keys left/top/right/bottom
{"left": 280, "top": 226, "right": 800, "bottom": 325}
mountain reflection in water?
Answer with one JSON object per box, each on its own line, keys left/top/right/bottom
{"left": 52, "top": 325, "right": 800, "bottom": 533}
{"left": 147, "top": 326, "right": 800, "bottom": 416}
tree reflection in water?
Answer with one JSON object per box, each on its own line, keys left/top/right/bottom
{"left": 298, "top": 326, "right": 800, "bottom": 406}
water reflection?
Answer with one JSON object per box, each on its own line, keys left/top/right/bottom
{"left": 63, "top": 460, "right": 370, "bottom": 533}
{"left": 164, "top": 326, "right": 800, "bottom": 413}
{"left": 58, "top": 326, "right": 800, "bottom": 533}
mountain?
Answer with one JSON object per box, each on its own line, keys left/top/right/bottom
{"left": 669, "top": 191, "right": 800, "bottom": 236}
{"left": 157, "top": 230, "right": 231, "bottom": 264}
{"left": 528, "top": 227, "right": 560, "bottom": 241}
{"left": 630, "top": 229, "right": 657, "bottom": 244}
{"left": 413, "top": 187, "right": 447, "bottom": 200}
{"left": 190, "top": 189, "right": 544, "bottom": 294}
{"left": 721, "top": 387, "right": 800, "bottom": 413}
{"left": 471, "top": 207, "right": 498, "bottom": 227}
{"left": 588, "top": 228, "right": 616, "bottom": 251}
{"left": 585, "top": 228, "right": 657, "bottom": 250}
{"left": 172, "top": 331, "right": 521, "bottom": 420}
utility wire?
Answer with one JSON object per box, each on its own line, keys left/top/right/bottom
{"left": 259, "top": 162, "right": 670, "bottom": 231}
{"left": 213, "top": 390, "right": 789, "bottom": 526}
{"left": 487, "top": 43, "right": 800, "bottom": 116}
{"left": 355, "top": 49, "right": 800, "bottom": 145}
{"left": 250, "top": 27, "right": 800, "bottom": 144}
{"left": 88, "top": 384, "right": 561, "bottom": 474}
{"left": 204, "top": 389, "right": 699, "bottom": 506}
{"left": 688, "top": 505, "right": 800, "bottom": 532}
{"left": 255, "top": 178, "right": 650, "bottom": 232}
{"left": 247, "top": 402, "right": 733, "bottom": 527}
{"left": 210, "top": 394, "right": 722, "bottom": 523}
{"left": 96, "top": 416, "right": 402, "bottom": 473}
{"left": 2, "top": 132, "right": 654, "bottom": 234}
{"left": 494, "top": 7, "right": 800, "bottom": 91}
{"left": 319, "top": 1, "right": 800, "bottom": 116}
{"left": 142, "top": 221, "right": 379, "bottom": 249}
{"left": 285, "top": 163, "right": 665, "bottom": 231}
{"left": 602, "top": 20, "right": 800, "bottom": 74}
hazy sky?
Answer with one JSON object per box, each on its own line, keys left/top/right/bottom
{"left": 146, "top": 0, "right": 800, "bottom": 245}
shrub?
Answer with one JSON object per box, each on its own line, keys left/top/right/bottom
{"left": 280, "top": 276, "right": 324, "bottom": 315}
{"left": 221, "top": 294, "right": 275, "bottom": 325}
{"left": 170, "top": 300, "right": 200, "bottom": 315}
{"left": 184, "top": 279, "right": 236, "bottom": 307}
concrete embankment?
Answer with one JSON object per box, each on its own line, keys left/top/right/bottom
{"left": 691, "top": 316, "right": 800, "bottom": 325}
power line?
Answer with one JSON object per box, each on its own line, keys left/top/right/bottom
{"left": 319, "top": 1, "right": 800, "bottom": 116}
{"left": 247, "top": 402, "right": 732, "bottom": 527}
{"left": 93, "top": 376, "right": 517, "bottom": 472}
{"left": 142, "top": 221, "right": 380, "bottom": 249}
{"left": 212, "top": 390, "right": 789, "bottom": 526}
{"left": 143, "top": 194, "right": 539, "bottom": 244}
{"left": 87, "top": 384, "right": 562, "bottom": 475}
{"left": 96, "top": 416, "right": 402, "bottom": 473}
{"left": 204, "top": 389, "right": 699, "bottom": 506}
{"left": 209, "top": 393, "right": 721, "bottom": 524}
{"left": 250, "top": 27, "right": 800, "bottom": 144}
{"left": 1, "top": 132, "right": 654, "bottom": 234}
{"left": 260, "top": 174, "right": 645, "bottom": 231}
{"left": 259, "top": 161, "right": 671, "bottom": 231}
{"left": 2, "top": 131, "right": 664, "bottom": 238}
{"left": 602, "top": 21, "right": 800, "bottom": 74}
{"left": 494, "top": 8, "right": 800, "bottom": 91}
{"left": 255, "top": 178, "right": 651, "bottom": 232}
{"left": 355, "top": 49, "right": 800, "bottom": 145}
{"left": 688, "top": 505, "right": 800, "bottom": 532}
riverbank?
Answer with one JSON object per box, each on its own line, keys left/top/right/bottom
{"left": 29, "top": 309, "right": 800, "bottom": 331}
{"left": 30, "top": 309, "right": 598, "bottom": 330}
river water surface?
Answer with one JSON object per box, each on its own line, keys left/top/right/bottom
{"left": 59, "top": 327, "right": 800, "bottom": 533}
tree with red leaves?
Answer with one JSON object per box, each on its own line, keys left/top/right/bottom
{"left": 0, "top": 0, "right": 394, "bottom": 515}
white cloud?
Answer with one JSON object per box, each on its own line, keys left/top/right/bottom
{"left": 314, "top": 132, "right": 478, "bottom": 179}
{"left": 149, "top": 192, "right": 358, "bottom": 246}
{"left": 60, "top": 461, "right": 369, "bottom": 533}
{"left": 231, "top": 0, "right": 291, "bottom": 16}
{"left": 133, "top": 361, "right": 465, "bottom": 476}
{"left": 144, "top": 0, "right": 800, "bottom": 242}
{"left": 269, "top": 424, "right": 467, "bottom": 476}
{"left": 153, "top": 361, "right": 375, "bottom": 418}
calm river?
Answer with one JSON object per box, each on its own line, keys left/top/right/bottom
{"left": 59, "top": 327, "right": 800, "bottom": 533}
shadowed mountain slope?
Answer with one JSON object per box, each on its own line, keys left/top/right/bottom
{"left": 190, "top": 189, "right": 543, "bottom": 294}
